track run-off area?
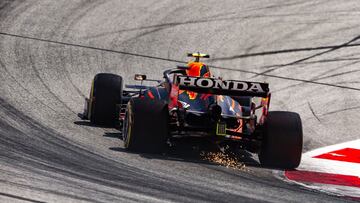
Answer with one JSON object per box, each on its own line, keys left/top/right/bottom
{"left": 0, "top": 1, "right": 360, "bottom": 202}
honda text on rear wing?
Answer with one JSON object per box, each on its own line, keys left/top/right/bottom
{"left": 175, "top": 75, "right": 269, "bottom": 97}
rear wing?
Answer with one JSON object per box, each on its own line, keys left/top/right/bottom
{"left": 175, "top": 75, "right": 269, "bottom": 97}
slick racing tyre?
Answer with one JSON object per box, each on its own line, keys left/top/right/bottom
{"left": 89, "top": 73, "right": 123, "bottom": 126}
{"left": 258, "top": 111, "right": 303, "bottom": 169}
{"left": 123, "top": 98, "right": 169, "bottom": 153}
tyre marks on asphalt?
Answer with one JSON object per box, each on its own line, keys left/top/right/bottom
{"left": 2, "top": 31, "right": 360, "bottom": 94}
{"left": 0, "top": 191, "right": 45, "bottom": 203}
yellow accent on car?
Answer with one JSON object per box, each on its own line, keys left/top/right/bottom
{"left": 191, "top": 53, "right": 208, "bottom": 57}
{"left": 187, "top": 53, "right": 210, "bottom": 62}
{"left": 124, "top": 103, "right": 133, "bottom": 148}
{"left": 216, "top": 122, "right": 227, "bottom": 136}
{"left": 88, "top": 79, "right": 95, "bottom": 119}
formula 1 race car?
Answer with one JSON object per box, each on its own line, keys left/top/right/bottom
{"left": 80, "top": 53, "right": 303, "bottom": 169}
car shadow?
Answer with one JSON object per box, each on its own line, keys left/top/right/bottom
{"left": 73, "top": 121, "right": 114, "bottom": 129}
{"left": 103, "top": 132, "right": 122, "bottom": 139}
{"left": 109, "top": 146, "right": 221, "bottom": 166}
{"left": 75, "top": 118, "right": 278, "bottom": 170}
{"left": 111, "top": 141, "right": 292, "bottom": 171}
{"left": 109, "top": 138, "right": 262, "bottom": 168}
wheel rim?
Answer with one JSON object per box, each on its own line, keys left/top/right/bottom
{"left": 123, "top": 104, "right": 133, "bottom": 148}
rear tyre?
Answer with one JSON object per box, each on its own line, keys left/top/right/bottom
{"left": 258, "top": 111, "right": 303, "bottom": 169}
{"left": 123, "top": 98, "right": 169, "bottom": 153}
{"left": 89, "top": 73, "right": 122, "bottom": 126}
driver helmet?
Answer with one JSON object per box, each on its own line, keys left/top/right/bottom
{"left": 186, "top": 61, "right": 211, "bottom": 77}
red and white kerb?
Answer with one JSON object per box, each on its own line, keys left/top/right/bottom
{"left": 284, "top": 139, "right": 360, "bottom": 199}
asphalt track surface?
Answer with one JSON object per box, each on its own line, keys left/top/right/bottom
{"left": 0, "top": 0, "right": 359, "bottom": 202}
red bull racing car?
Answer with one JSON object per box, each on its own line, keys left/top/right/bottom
{"left": 81, "top": 53, "right": 303, "bottom": 169}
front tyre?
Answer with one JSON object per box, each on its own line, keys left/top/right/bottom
{"left": 258, "top": 111, "right": 303, "bottom": 169}
{"left": 123, "top": 98, "right": 169, "bottom": 153}
{"left": 89, "top": 73, "right": 123, "bottom": 126}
